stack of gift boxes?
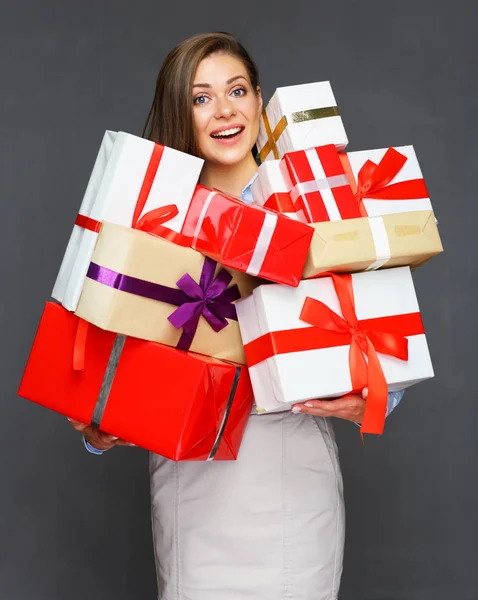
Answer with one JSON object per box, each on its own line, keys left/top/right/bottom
{"left": 19, "top": 81, "right": 442, "bottom": 459}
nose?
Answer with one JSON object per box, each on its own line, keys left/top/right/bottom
{"left": 215, "top": 94, "right": 236, "bottom": 119}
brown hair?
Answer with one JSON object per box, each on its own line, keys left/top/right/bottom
{"left": 142, "top": 32, "right": 260, "bottom": 157}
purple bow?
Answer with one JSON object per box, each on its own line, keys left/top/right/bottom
{"left": 86, "top": 257, "right": 240, "bottom": 351}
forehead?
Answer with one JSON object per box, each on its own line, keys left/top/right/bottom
{"left": 194, "top": 54, "right": 250, "bottom": 86}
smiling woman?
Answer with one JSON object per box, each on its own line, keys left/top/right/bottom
{"left": 68, "top": 30, "right": 406, "bottom": 600}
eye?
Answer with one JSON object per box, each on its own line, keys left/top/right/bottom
{"left": 231, "top": 87, "right": 246, "bottom": 97}
{"left": 193, "top": 95, "right": 209, "bottom": 105}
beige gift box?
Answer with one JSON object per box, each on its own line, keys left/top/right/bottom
{"left": 302, "top": 210, "right": 443, "bottom": 278}
{"left": 75, "top": 223, "right": 258, "bottom": 364}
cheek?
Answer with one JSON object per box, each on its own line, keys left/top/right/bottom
{"left": 245, "top": 100, "right": 261, "bottom": 129}
{"left": 193, "top": 109, "right": 210, "bottom": 138}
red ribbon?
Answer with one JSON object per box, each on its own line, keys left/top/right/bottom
{"left": 74, "top": 214, "right": 102, "bottom": 233}
{"left": 244, "top": 273, "right": 424, "bottom": 435}
{"left": 340, "top": 147, "right": 429, "bottom": 216}
{"left": 263, "top": 192, "right": 296, "bottom": 214}
{"left": 73, "top": 318, "right": 89, "bottom": 372}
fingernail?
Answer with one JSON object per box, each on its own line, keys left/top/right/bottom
{"left": 127, "top": 443, "right": 137, "bottom": 447}
{"left": 362, "top": 388, "right": 368, "bottom": 399}
{"left": 108, "top": 436, "right": 119, "bottom": 441}
{"left": 291, "top": 406, "right": 302, "bottom": 414}
{"left": 66, "top": 417, "right": 73, "bottom": 422}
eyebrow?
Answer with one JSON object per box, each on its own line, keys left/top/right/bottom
{"left": 192, "top": 75, "right": 248, "bottom": 89}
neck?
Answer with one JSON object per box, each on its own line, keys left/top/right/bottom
{"left": 199, "top": 153, "right": 258, "bottom": 198}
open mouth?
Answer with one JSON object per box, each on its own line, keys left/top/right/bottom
{"left": 210, "top": 126, "right": 245, "bottom": 140}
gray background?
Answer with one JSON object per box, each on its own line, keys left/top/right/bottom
{"left": 1, "top": 0, "right": 475, "bottom": 598}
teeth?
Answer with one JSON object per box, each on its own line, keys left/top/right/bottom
{"left": 211, "top": 127, "right": 242, "bottom": 138}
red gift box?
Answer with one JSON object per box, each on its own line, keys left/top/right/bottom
{"left": 181, "top": 185, "right": 314, "bottom": 287}
{"left": 18, "top": 303, "right": 254, "bottom": 461}
{"left": 280, "top": 144, "right": 361, "bottom": 223}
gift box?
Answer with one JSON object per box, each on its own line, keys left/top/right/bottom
{"left": 257, "top": 81, "right": 348, "bottom": 163}
{"left": 340, "top": 145, "right": 433, "bottom": 217}
{"left": 236, "top": 267, "right": 434, "bottom": 435}
{"left": 75, "top": 222, "right": 256, "bottom": 364}
{"left": 52, "top": 131, "right": 204, "bottom": 312}
{"left": 280, "top": 144, "right": 360, "bottom": 223}
{"left": 302, "top": 210, "right": 443, "bottom": 278}
{"left": 180, "top": 185, "right": 314, "bottom": 287}
{"left": 250, "top": 161, "right": 303, "bottom": 220}
{"left": 18, "top": 303, "right": 254, "bottom": 460}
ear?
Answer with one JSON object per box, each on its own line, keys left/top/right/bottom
{"left": 256, "top": 86, "right": 263, "bottom": 113}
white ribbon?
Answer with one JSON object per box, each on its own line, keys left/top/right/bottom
{"left": 246, "top": 212, "right": 278, "bottom": 276}
{"left": 191, "top": 190, "right": 217, "bottom": 249}
{"left": 290, "top": 146, "right": 350, "bottom": 222}
{"left": 366, "top": 216, "right": 391, "bottom": 271}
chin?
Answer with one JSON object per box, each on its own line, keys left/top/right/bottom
{"left": 206, "top": 146, "right": 253, "bottom": 167}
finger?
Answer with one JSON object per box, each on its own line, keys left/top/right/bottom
{"left": 312, "top": 394, "right": 365, "bottom": 412}
{"left": 95, "top": 431, "right": 119, "bottom": 444}
{"left": 305, "top": 396, "right": 365, "bottom": 412}
{"left": 66, "top": 417, "right": 89, "bottom": 432}
{"left": 362, "top": 387, "right": 368, "bottom": 399}
{"left": 292, "top": 404, "right": 328, "bottom": 416}
{"left": 114, "top": 439, "right": 137, "bottom": 447}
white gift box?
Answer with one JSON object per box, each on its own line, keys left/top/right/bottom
{"left": 250, "top": 161, "right": 303, "bottom": 221}
{"left": 236, "top": 267, "right": 433, "bottom": 419}
{"left": 257, "top": 81, "right": 348, "bottom": 163}
{"left": 52, "top": 131, "right": 204, "bottom": 311}
{"left": 342, "top": 145, "right": 433, "bottom": 217}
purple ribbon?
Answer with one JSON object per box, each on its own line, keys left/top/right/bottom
{"left": 86, "top": 256, "right": 240, "bottom": 350}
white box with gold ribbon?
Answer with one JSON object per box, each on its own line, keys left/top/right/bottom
{"left": 257, "top": 81, "right": 348, "bottom": 162}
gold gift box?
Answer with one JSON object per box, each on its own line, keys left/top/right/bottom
{"left": 303, "top": 210, "right": 443, "bottom": 278}
{"left": 75, "top": 222, "right": 258, "bottom": 364}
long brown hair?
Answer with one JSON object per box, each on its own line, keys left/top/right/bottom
{"left": 142, "top": 32, "right": 260, "bottom": 157}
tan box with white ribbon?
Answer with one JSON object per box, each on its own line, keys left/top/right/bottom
{"left": 302, "top": 210, "right": 443, "bottom": 278}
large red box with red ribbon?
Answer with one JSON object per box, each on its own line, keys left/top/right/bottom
{"left": 236, "top": 266, "right": 434, "bottom": 435}
{"left": 180, "top": 185, "right": 314, "bottom": 287}
{"left": 52, "top": 131, "right": 203, "bottom": 312}
{"left": 18, "top": 303, "right": 254, "bottom": 460}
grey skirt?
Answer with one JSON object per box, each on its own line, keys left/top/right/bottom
{"left": 149, "top": 411, "right": 345, "bottom": 600}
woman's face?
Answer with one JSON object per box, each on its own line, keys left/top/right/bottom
{"left": 192, "top": 53, "right": 262, "bottom": 167}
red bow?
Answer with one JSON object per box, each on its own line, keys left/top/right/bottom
{"left": 299, "top": 273, "right": 409, "bottom": 435}
{"left": 341, "top": 147, "right": 429, "bottom": 216}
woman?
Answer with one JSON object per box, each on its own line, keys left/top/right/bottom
{"left": 69, "top": 32, "right": 404, "bottom": 600}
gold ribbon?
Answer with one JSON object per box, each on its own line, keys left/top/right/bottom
{"left": 259, "top": 105, "right": 340, "bottom": 162}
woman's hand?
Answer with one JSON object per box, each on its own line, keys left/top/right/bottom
{"left": 67, "top": 418, "right": 136, "bottom": 450}
{"left": 291, "top": 388, "right": 368, "bottom": 424}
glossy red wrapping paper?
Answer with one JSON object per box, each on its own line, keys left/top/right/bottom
{"left": 181, "top": 185, "right": 314, "bottom": 287}
{"left": 18, "top": 303, "right": 254, "bottom": 461}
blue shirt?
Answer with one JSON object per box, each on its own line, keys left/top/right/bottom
{"left": 85, "top": 173, "right": 404, "bottom": 454}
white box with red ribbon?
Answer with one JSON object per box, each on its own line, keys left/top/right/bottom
{"left": 236, "top": 266, "right": 434, "bottom": 435}
{"left": 340, "top": 145, "right": 433, "bottom": 216}
{"left": 52, "top": 131, "right": 204, "bottom": 311}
